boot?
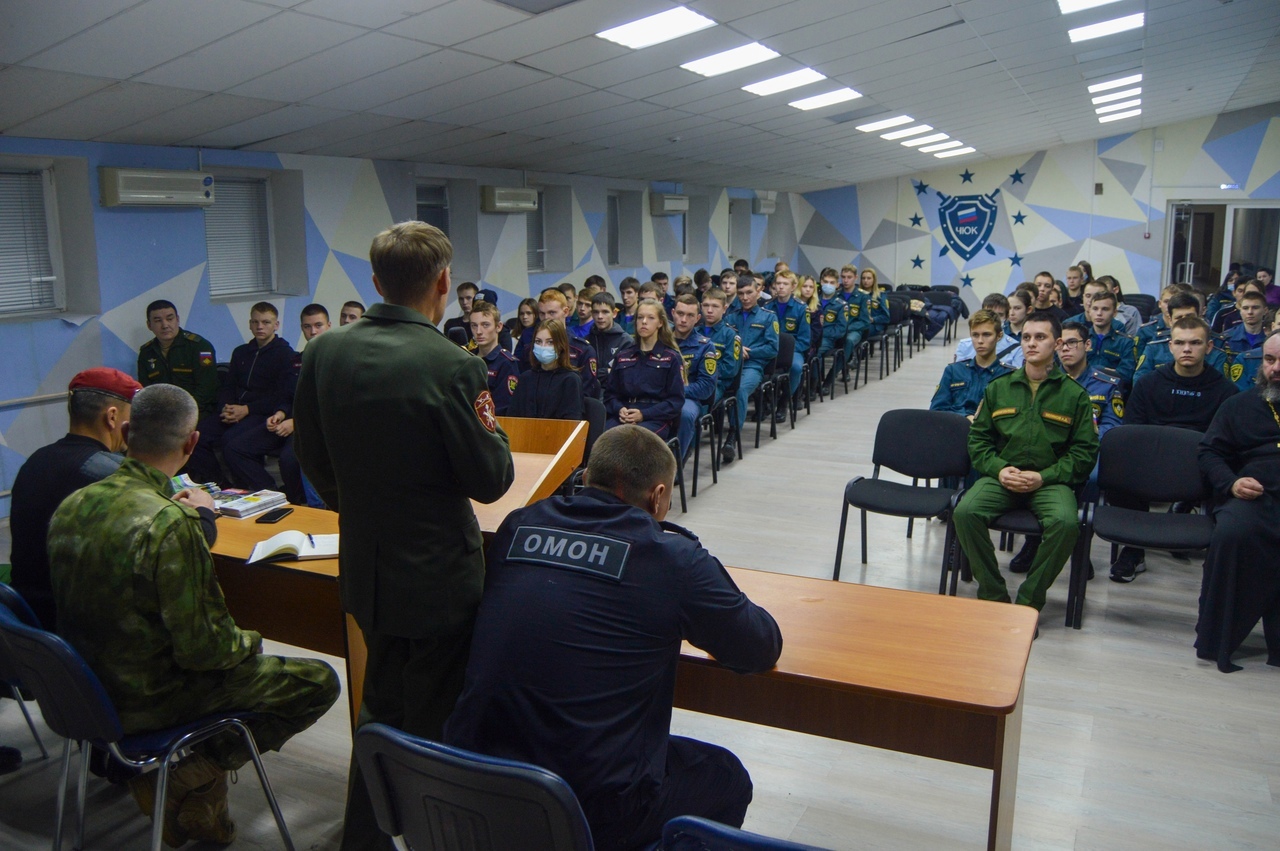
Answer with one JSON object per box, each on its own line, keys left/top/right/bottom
{"left": 1008, "top": 536, "right": 1040, "bottom": 574}
{"left": 177, "top": 772, "right": 236, "bottom": 845}
{"left": 720, "top": 433, "right": 738, "bottom": 466}
{"left": 128, "top": 752, "right": 224, "bottom": 849}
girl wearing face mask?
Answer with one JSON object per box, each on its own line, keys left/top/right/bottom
{"left": 508, "top": 320, "right": 584, "bottom": 420}
{"left": 603, "top": 299, "right": 685, "bottom": 437}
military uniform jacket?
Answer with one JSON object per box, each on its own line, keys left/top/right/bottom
{"left": 47, "top": 459, "right": 259, "bottom": 732}
{"left": 586, "top": 324, "right": 632, "bottom": 381}
{"left": 1227, "top": 346, "right": 1262, "bottom": 391}
{"left": 929, "top": 358, "right": 1013, "bottom": 417}
{"left": 138, "top": 329, "right": 218, "bottom": 416}
{"left": 676, "top": 333, "right": 718, "bottom": 405}
{"left": 568, "top": 337, "right": 603, "bottom": 400}
{"left": 863, "top": 289, "right": 891, "bottom": 335}
{"left": 1135, "top": 317, "right": 1167, "bottom": 359}
{"left": 728, "top": 304, "right": 779, "bottom": 365}
{"left": 481, "top": 346, "right": 521, "bottom": 415}
{"left": 969, "top": 368, "right": 1099, "bottom": 487}
{"left": 696, "top": 320, "right": 742, "bottom": 396}
{"left": 1221, "top": 324, "right": 1266, "bottom": 359}
{"left": 768, "top": 297, "right": 811, "bottom": 355}
{"left": 293, "top": 302, "right": 515, "bottom": 638}
{"left": 1085, "top": 328, "right": 1137, "bottom": 385}
{"left": 816, "top": 295, "right": 848, "bottom": 356}
{"left": 843, "top": 288, "right": 871, "bottom": 335}
{"left": 1071, "top": 366, "right": 1124, "bottom": 438}
{"left": 603, "top": 342, "right": 685, "bottom": 427}
{"left": 1135, "top": 337, "right": 1228, "bottom": 384}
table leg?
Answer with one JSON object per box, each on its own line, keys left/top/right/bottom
{"left": 987, "top": 680, "right": 1024, "bottom": 850}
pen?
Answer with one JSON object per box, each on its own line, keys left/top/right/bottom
{"left": 307, "top": 533, "right": 315, "bottom": 547}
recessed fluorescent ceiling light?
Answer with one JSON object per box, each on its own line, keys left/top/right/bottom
{"left": 1096, "top": 99, "right": 1141, "bottom": 114}
{"left": 902, "top": 133, "right": 950, "bottom": 147}
{"left": 682, "top": 43, "right": 779, "bottom": 77}
{"left": 1092, "top": 87, "right": 1141, "bottom": 104}
{"left": 855, "top": 115, "right": 914, "bottom": 132}
{"left": 1057, "top": 0, "right": 1123, "bottom": 14}
{"left": 596, "top": 7, "right": 716, "bottom": 49}
{"left": 935, "top": 147, "right": 977, "bottom": 158}
{"left": 1099, "top": 108, "right": 1141, "bottom": 123}
{"left": 881, "top": 124, "right": 933, "bottom": 140}
{"left": 743, "top": 68, "right": 826, "bottom": 96}
{"left": 1087, "top": 72, "right": 1142, "bottom": 93}
{"left": 1068, "top": 13, "right": 1144, "bottom": 42}
{"left": 920, "top": 140, "right": 963, "bottom": 153}
{"left": 789, "top": 87, "right": 862, "bottom": 110}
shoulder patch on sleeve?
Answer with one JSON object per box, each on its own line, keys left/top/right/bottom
{"left": 474, "top": 390, "right": 497, "bottom": 432}
{"left": 1111, "top": 396, "right": 1124, "bottom": 419}
{"left": 705, "top": 356, "right": 717, "bottom": 375}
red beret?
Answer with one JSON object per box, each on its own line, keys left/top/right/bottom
{"left": 68, "top": 367, "right": 142, "bottom": 402}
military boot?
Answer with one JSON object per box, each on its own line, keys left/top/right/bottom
{"left": 127, "top": 752, "right": 223, "bottom": 848}
{"left": 177, "top": 771, "right": 236, "bottom": 845}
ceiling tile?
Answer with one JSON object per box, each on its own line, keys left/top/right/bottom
{"left": 0, "top": 0, "right": 138, "bottom": 64}
{"left": 96, "top": 93, "right": 287, "bottom": 145}
{"left": 294, "top": 0, "right": 451, "bottom": 28}
{"left": 373, "top": 62, "right": 550, "bottom": 119}
{"left": 305, "top": 48, "right": 494, "bottom": 111}
{"left": 228, "top": 33, "right": 430, "bottom": 102}
{"left": 0, "top": 67, "right": 114, "bottom": 130}
{"left": 385, "top": 0, "right": 531, "bottom": 47}
{"left": 7, "top": 81, "right": 205, "bottom": 140}
{"left": 180, "top": 103, "right": 350, "bottom": 146}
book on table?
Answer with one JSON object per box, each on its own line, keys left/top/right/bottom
{"left": 216, "top": 489, "right": 287, "bottom": 518}
{"left": 247, "top": 530, "right": 340, "bottom": 564}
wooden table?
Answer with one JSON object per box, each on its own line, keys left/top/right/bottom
{"left": 675, "top": 568, "right": 1035, "bottom": 851}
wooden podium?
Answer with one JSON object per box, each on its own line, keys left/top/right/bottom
{"left": 210, "top": 417, "right": 587, "bottom": 723}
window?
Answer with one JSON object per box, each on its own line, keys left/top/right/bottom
{"left": 606, "top": 192, "right": 621, "bottom": 266}
{"left": 416, "top": 183, "right": 449, "bottom": 235}
{"left": 0, "top": 169, "right": 60, "bottom": 316}
{"left": 527, "top": 190, "right": 546, "bottom": 272}
{"left": 205, "top": 177, "right": 274, "bottom": 298}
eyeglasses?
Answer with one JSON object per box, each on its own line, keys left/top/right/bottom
{"left": 1060, "top": 338, "right": 1086, "bottom": 349}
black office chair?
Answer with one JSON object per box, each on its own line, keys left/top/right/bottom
{"left": 931, "top": 284, "right": 960, "bottom": 295}
{"left": 750, "top": 347, "right": 785, "bottom": 449}
{"left": 354, "top": 723, "right": 594, "bottom": 851}
{"left": 663, "top": 815, "right": 830, "bottom": 850}
{"left": 923, "top": 291, "right": 960, "bottom": 345}
{"left": 1125, "top": 293, "right": 1158, "bottom": 323}
{"left": 694, "top": 369, "right": 742, "bottom": 494}
{"left": 666, "top": 436, "right": 688, "bottom": 513}
{"left": 447, "top": 327, "right": 470, "bottom": 347}
{"left": 0, "top": 607, "right": 295, "bottom": 851}
{"left": 1065, "top": 425, "right": 1212, "bottom": 628}
{"left": 833, "top": 410, "right": 972, "bottom": 581}
{"left": 566, "top": 397, "right": 607, "bottom": 495}
{"left": 0, "top": 583, "right": 49, "bottom": 759}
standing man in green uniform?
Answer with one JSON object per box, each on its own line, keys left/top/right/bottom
{"left": 952, "top": 312, "right": 1098, "bottom": 615}
{"left": 137, "top": 300, "right": 219, "bottom": 417}
{"left": 48, "top": 384, "right": 339, "bottom": 846}
{"left": 292, "top": 221, "right": 515, "bottom": 851}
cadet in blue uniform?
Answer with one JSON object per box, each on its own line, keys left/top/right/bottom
{"left": 697, "top": 288, "right": 742, "bottom": 402}
{"left": 1082, "top": 291, "right": 1136, "bottom": 387}
{"left": 1134, "top": 293, "right": 1221, "bottom": 384}
{"left": 539, "top": 289, "right": 602, "bottom": 400}
{"left": 469, "top": 301, "right": 520, "bottom": 415}
{"left": 604, "top": 299, "right": 685, "bottom": 438}
{"left": 1059, "top": 322, "right": 1124, "bottom": 439}
{"left": 443, "top": 426, "right": 782, "bottom": 851}
{"left": 586, "top": 293, "right": 632, "bottom": 381}
{"left": 767, "top": 271, "right": 810, "bottom": 408}
{"left": 671, "top": 294, "right": 718, "bottom": 461}
{"left": 723, "top": 277, "right": 779, "bottom": 463}
{"left": 838, "top": 266, "right": 869, "bottom": 361}
{"left": 1220, "top": 289, "right": 1268, "bottom": 360}
{"left": 860, "top": 269, "right": 891, "bottom": 338}
{"left": 930, "top": 310, "right": 1014, "bottom": 418}
{"left": 814, "top": 274, "right": 848, "bottom": 372}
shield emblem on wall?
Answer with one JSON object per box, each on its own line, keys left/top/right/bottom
{"left": 938, "top": 190, "right": 1000, "bottom": 261}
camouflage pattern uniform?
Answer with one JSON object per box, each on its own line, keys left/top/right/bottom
{"left": 48, "top": 458, "right": 339, "bottom": 770}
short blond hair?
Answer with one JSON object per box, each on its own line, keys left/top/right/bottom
{"left": 369, "top": 221, "right": 452, "bottom": 303}
{"left": 538, "top": 288, "right": 568, "bottom": 308}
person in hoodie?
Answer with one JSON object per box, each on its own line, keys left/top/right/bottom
{"left": 187, "top": 301, "right": 295, "bottom": 488}
{"left": 508, "top": 320, "right": 584, "bottom": 420}
{"left": 587, "top": 292, "right": 631, "bottom": 382}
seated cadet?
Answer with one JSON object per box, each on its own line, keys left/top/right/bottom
{"left": 767, "top": 271, "right": 810, "bottom": 415}
{"left": 796, "top": 276, "right": 821, "bottom": 358}
{"left": 1083, "top": 290, "right": 1136, "bottom": 387}
{"left": 48, "top": 384, "right": 339, "bottom": 846}
{"left": 187, "top": 302, "right": 295, "bottom": 488}
{"left": 604, "top": 299, "right": 685, "bottom": 439}
{"left": 837, "top": 264, "right": 859, "bottom": 305}
{"left": 557, "top": 281, "right": 580, "bottom": 321}
{"left": 137, "top": 300, "right": 218, "bottom": 418}
{"left": 1109, "top": 316, "right": 1238, "bottom": 582}
{"left": 539, "top": 288, "right": 602, "bottom": 401}
{"left": 568, "top": 284, "right": 597, "bottom": 339}
{"left": 1005, "top": 287, "right": 1033, "bottom": 344}
{"left": 443, "top": 425, "right": 782, "bottom": 851}
{"left": 671, "top": 293, "right": 718, "bottom": 461}
{"left": 617, "top": 277, "right": 640, "bottom": 333}
{"left": 1135, "top": 285, "right": 1183, "bottom": 359}
{"left": 1230, "top": 311, "right": 1280, "bottom": 390}
{"left": 9, "top": 369, "right": 142, "bottom": 630}
{"left": 1135, "top": 292, "right": 1227, "bottom": 383}
{"left": 930, "top": 310, "right": 1014, "bottom": 420}
{"left": 1058, "top": 321, "right": 1124, "bottom": 441}
{"left": 1221, "top": 288, "right": 1269, "bottom": 364}
{"left": 1206, "top": 272, "right": 1239, "bottom": 329}
{"left": 274, "top": 304, "right": 331, "bottom": 507}
{"left": 1098, "top": 275, "right": 1143, "bottom": 337}
{"left": 859, "top": 269, "right": 891, "bottom": 340}
{"left": 469, "top": 300, "right": 520, "bottom": 415}
{"left": 1030, "top": 271, "right": 1070, "bottom": 325}
{"left": 814, "top": 270, "right": 849, "bottom": 383}
{"left": 1064, "top": 280, "right": 1125, "bottom": 334}
{"left": 513, "top": 297, "right": 540, "bottom": 369}
{"left": 508, "top": 320, "right": 584, "bottom": 420}
{"left": 587, "top": 292, "right": 631, "bottom": 381}
{"left": 837, "top": 264, "right": 867, "bottom": 364}
{"left": 1195, "top": 332, "right": 1280, "bottom": 671}
{"left": 442, "top": 281, "right": 478, "bottom": 342}
{"left": 952, "top": 312, "right": 1098, "bottom": 620}
{"left": 339, "top": 300, "right": 365, "bottom": 325}
{"left": 1063, "top": 264, "right": 1087, "bottom": 313}
{"left": 1213, "top": 279, "right": 1262, "bottom": 334}
{"left": 696, "top": 288, "right": 742, "bottom": 405}
{"left": 722, "top": 276, "right": 779, "bottom": 465}
{"left": 649, "top": 272, "right": 675, "bottom": 314}
{"left": 955, "top": 294, "right": 1023, "bottom": 368}
{"left": 719, "top": 271, "right": 740, "bottom": 313}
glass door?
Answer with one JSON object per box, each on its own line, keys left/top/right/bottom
{"left": 1224, "top": 206, "right": 1280, "bottom": 284}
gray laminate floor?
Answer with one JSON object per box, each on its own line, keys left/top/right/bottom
{"left": 3, "top": 331, "right": 1278, "bottom": 850}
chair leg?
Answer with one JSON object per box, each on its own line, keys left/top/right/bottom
{"left": 939, "top": 521, "right": 955, "bottom": 595}
{"left": 54, "top": 738, "right": 73, "bottom": 851}
{"left": 860, "top": 508, "right": 869, "bottom": 564}
{"left": 231, "top": 722, "right": 296, "bottom": 851}
{"left": 691, "top": 425, "right": 701, "bottom": 498}
{"left": 10, "top": 684, "right": 48, "bottom": 759}
{"left": 834, "top": 501, "right": 849, "bottom": 581}
{"left": 907, "top": 478, "right": 917, "bottom": 538}
{"left": 76, "top": 746, "right": 89, "bottom": 851}
{"left": 152, "top": 755, "right": 174, "bottom": 851}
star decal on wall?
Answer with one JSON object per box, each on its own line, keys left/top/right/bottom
{"left": 1009, "top": 169, "right": 1026, "bottom": 184}
{"left": 914, "top": 180, "right": 929, "bottom": 195}
{"left": 1012, "top": 211, "right": 1027, "bottom": 225}
{"left": 960, "top": 274, "right": 975, "bottom": 287}
{"left": 911, "top": 255, "right": 924, "bottom": 269}
{"left": 1009, "top": 253, "right": 1023, "bottom": 267}
{"left": 959, "top": 169, "right": 974, "bottom": 183}
{"left": 909, "top": 213, "right": 923, "bottom": 227}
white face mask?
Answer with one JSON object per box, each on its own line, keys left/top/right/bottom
{"left": 821, "top": 282, "right": 836, "bottom": 297}
{"left": 533, "top": 344, "right": 557, "bottom": 365}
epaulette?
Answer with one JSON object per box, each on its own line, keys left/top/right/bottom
{"left": 1139, "top": 318, "right": 1158, "bottom": 328}
{"left": 1091, "top": 368, "right": 1121, "bottom": 385}
{"left": 183, "top": 331, "right": 201, "bottom": 342}
{"left": 659, "top": 520, "right": 700, "bottom": 542}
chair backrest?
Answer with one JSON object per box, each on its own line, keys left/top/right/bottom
{"left": 896, "top": 284, "right": 930, "bottom": 292}
{"left": 663, "top": 816, "right": 830, "bottom": 850}
{"left": 0, "top": 607, "right": 123, "bottom": 744}
{"left": 773, "top": 332, "right": 795, "bottom": 376}
{"left": 447, "top": 327, "right": 470, "bottom": 347}
{"left": 1098, "top": 424, "right": 1207, "bottom": 504}
{"left": 580, "top": 397, "right": 607, "bottom": 467}
{"left": 1125, "top": 293, "right": 1157, "bottom": 322}
{"left": 923, "top": 291, "right": 954, "bottom": 307}
{"left": 0, "top": 582, "right": 43, "bottom": 629}
{"left": 354, "top": 723, "right": 594, "bottom": 851}
{"left": 931, "top": 284, "right": 959, "bottom": 294}
{"left": 871, "top": 409, "right": 971, "bottom": 480}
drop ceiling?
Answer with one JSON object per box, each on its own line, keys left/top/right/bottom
{"left": 1, "top": 0, "right": 1278, "bottom": 192}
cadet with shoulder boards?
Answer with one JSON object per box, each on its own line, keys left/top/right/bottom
{"left": 469, "top": 300, "right": 520, "bottom": 415}
{"left": 1134, "top": 292, "right": 1227, "bottom": 383}
{"left": 767, "top": 271, "right": 810, "bottom": 416}
{"left": 696, "top": 288, "right": 742, "bottom": 402}
{"left": 814, "top": 268, "right": 849, "bottom": 386}
{"left": 671, "top": 293, "right": 718, "bottom": 461}
{"left": 137, "top": 300, "right": 218, "bottom": 417}
{"left": 930, "top": 310, "right": 1014, "bottom": 419}
{"left": 603, "top": 299, "right": 686, "bottom": 439}
{"left": 722, "top": 276, "right": 779, "bottom": 464}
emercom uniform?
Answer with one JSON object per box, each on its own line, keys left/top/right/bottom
{"left": 1135, "top": 337, "right": 1228, "bottom": 384}
{"left": 727, "top": 304, "right": 779, "bottom": 434}
{"left": 1085, "top": 327, "right": 1136, "bottom": 387}
{"left": 952, "top": 368, "right": 1098, "bottom": 610}
{"left": 929, "top": 358, "right": 1014, "bottom": 417}
{"left": 843, "top": 287, "right": 870, "bottom": 359}
{"left": 696, "top": 319, "right": 741, "bottom": 400}
{"left": 47, "top": 458, "right": 338, "bottom": 769}
{"left": 137, "top": 330, "right": 218, "bottom": 417}
{"left": 675, "top": 332, "right": 718, "bottom": 461}
{"left": 767, "top": 297, "right": 809, "bottom": 401}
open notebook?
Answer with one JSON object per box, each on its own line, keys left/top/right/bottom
{"left": 247, "top": 530, "right": 339, "bottom": 564}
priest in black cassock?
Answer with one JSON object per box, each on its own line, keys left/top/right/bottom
{"left": 1196, "top": 332, "right": 1280, "bottom": 672}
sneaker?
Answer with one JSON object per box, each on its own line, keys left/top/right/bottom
{"left": 1008, "top": 537, "right": 1040, "bottom": 574}
{"left": 177, "top": 773, "right": 236, "bottom": 846}
{"left": 1109, "top": 548, "right": 1146, "bottom": 583}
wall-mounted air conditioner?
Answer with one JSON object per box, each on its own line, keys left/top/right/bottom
{"left": 649, "top": 193, "right": 689, "bottom": 215}
{"left": 752, "top": 198, "right": 776, "bottom": 215}
{"left": 99, "top": 168, "right": 214, "bottom": 207}
{"left": 480, "top": 186, "right": 539, "bottom": 213}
